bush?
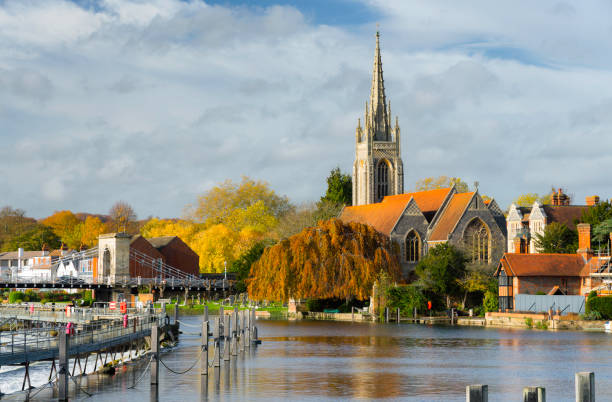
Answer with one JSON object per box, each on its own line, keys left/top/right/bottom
{"left": 386, "top": 285, "right": 426, "bottom": 314}
{"left": 524, "top": 317, "right": 533, "bottom": 328}
{"left": 535, "top": 320, "right": 548, "bottom": 330}
{"left": 581, "top": 311, "right": 602, "bottom": 321}
{"left": 586, "top": 295, "right": 612, "bottom": 319}
{"left": 8, "top": 291, "right": 25, "bottom": 304}
{"left": 483, "top": 290, "right": 498, "bottom": 312}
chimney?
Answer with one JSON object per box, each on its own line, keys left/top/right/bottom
{"left": 513, "top": 237, "right": 522, "bottom": 254}
{"left": 586, "top": 196, "right": 600, "bottom": 206}
{"left": 18, "top": 248, "right": 23, "bottom": 269}
{"left": 577, "top": 223, "right": 592, "bottom": 259}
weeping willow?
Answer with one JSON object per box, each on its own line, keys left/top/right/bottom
{"left": 247, "top": 219, "right": 401, "bottom": 301}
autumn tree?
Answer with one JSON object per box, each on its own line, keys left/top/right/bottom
{"left": 0, "top": 207, "right": 37, "bottom": 251}
{"left": 415, "top": 176, "right": 469, "bottom": 193}
{"left": 80, "top": 216, "right": 106, "bottom": 248}
{"left": 40, "top": 210, "right": 81, "bottom": 249}
{"left": 109, "top": 201, "right": 137, "bottom": 232}
{"left": 6, "top": 225, "right": 61, "bottom": 251}
{"left": 533, "top": 222, "right": 578, "bottom": 253}
{"left": 247, "top": 219, "right": 401, "bottom": 302}
{"left": 189, "top": 176, "right": 292, "bottom": 226}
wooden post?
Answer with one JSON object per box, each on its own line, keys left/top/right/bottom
{"left": 151, "top": 325, "right": 159, "bottom": 385}
{"left": 219, "top": 306, "right": 224, "bottom": 318}
{"left": 251, "top": 308, "right": 256, "bottom": 341}
{"left": 351, "top": 306, "right": 354, "bottom": 322}
{"left": 238, "top": 310, "right": 244, "bottom": 352}
{"left": 214, "top": 317, "right": 220, "bottom": 368}
{"left": 396, "top": 307, "right": 400, "bottom": 323}
{"left": 466, "top": 384, "right": 488, "bottom": 402}
{"left": 173, "top": 303, "right": 179, "bottom": 324}
{"left": 575, "top": 372, "right": 595, "bottom": 402}
{"left": 201, "top": 320, "right": 209, "bottom": 376}
{"left": 232, "top": 307, "right": 238, "bottom": 356}
{"left": 204, "top": 305, "right": 208, "bottom": 322}
{"left": 523, "top": 386, "right": 545, "bottom": 402}
{"left": 451, "top": 308, "right": 455, "bottom": 325}
{"left": 385, "top": 307, "right": 389, "bottom": 323}
{"left": 58, "top": 331, "right": 69, "bottom": 401}
{"left": 245, "top": 310, "right": 251, "bottom": 348}
{"left": 223, "top": 315, "right": 230, "bottom": 361}
{"left": 414, "top": 306, "right": 417, "bottom": 320}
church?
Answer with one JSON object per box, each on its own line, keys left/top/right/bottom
{"left": 340, "top": 32, "right": 507, "bottom": 277}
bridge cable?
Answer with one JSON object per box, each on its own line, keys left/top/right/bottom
{"left": 24, "top": 374, "right": 57, "bottom": 401}
{"left": 69, "top": 373, "right": 93, "bottom": 397}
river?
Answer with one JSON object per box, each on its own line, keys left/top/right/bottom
{"left": 2, "top": 316, "right": 612, "bottom": 401}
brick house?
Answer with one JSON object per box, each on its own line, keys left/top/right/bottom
{"left": 146, "top": 236, "right": 200, "bottom": 277}
{"left": 495, "top": 223, "right": 610, "bottom": 311}
{"left": 130, "top": 235, "right": 165, "bottom": 278}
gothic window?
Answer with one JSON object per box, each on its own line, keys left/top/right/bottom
{"left": 376, "top": 160, "right": 389, "bottom": 202}
{"left": 406, "top": 230, "right": 420, "bottom": 263}
{"left": 464, "top": 219, "right": 490, "bottom": 264}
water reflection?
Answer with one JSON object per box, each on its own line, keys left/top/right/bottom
{"left": 2, "top": 317, "right": 612, "bottom": 401}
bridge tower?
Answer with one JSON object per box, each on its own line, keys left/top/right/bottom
{"left": 98, "top": 233, "right": 131, "bottom": 284}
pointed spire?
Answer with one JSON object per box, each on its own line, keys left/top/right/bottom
{"left": 368, "top": 30, "right": 390, "bottom": 141}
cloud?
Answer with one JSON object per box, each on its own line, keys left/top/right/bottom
{"left": 1, "top": 0, "right": 612, "bottom": 219}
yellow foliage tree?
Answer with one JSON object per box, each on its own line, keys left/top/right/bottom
{"left": 80, "top": 217, "right": 106, "bottom": 248}
{"left": 191, "top": 224, "right": 237, "bottom": 273}
{"left": 247, "top": 219, "right": 402, "bottom": 302}
{"left": 415, "top": 176, "right": 469, "bottom": 193}
{"left": 40, "top": 210, "right": 81, "bottom": 249}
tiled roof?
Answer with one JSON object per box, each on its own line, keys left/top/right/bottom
{"left": 381, "top": 188, "right": 452, "bottom": 214}
{"left": 0, "top": 251, "right": 47, "bottom": 260}
{"left": 428, "top": 192, "right": 475, "bottom": 241}
{"left": 339, "top": 188, "right": 452, "bottom": 235}
{"left": 146, "top": 236, "right": 177, "bottom": 249}
{"left": 499, "top": 253, "right": 587, "bottom": 277}
{"left": 542, "top": 205, "right": 588, "bottom": 230}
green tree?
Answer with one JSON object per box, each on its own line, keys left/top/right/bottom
{"left": 593, "top": 218, "right": 612, "bottom": 249}
{"left": 415, "top": 243, "right": 467, "bottom": 308}
{"left": 386, "top": 285, "right": 426, "bottom": 314}
{"left": 533, "top": 222, "right": 578, "bottom": 253}
{"left": 320, "top": 167, "right": 352, "bottom": 205}
{"left": 229, "top": 241, "right": 274, "bottom": 293}
{"left": 0, "top": 207, "right": 37, "bottom": 251}
{"left": 415, "top": 176, "right": 469, "bottom": 193}
{"left": 513, "top": 192, "right": 552, "bottom": 207}
{"left": 581, "top": 200, "right": 612, "bottom": 227}
{"left": 483, "top": 290, "right": 499, "bottom": 313}
{"left": 457, "top": 263, "right": 495, "bottom": 308}
{"left": 6, "top": 225, "right": 61, "bottom": 251}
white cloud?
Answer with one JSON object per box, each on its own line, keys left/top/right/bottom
{"left": 1, "top": 0, "right": 612, "bottom": 218}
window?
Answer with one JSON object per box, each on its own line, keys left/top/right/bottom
{"left": 406, "top": 230, "right": 420, "bottom": 263}
{"left": 464, "top": 219, "right": 490, "bottom": 263}
{"left": 376, "top": 161, "right": 389, "bottom": 202}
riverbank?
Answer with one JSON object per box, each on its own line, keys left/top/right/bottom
{"left": 159, "top": 302, "right": 288, "bottom": 317}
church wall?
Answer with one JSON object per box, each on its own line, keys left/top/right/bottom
{"left": 447, "top": 208, "right": 506, "bottom": 266}
{"left": 390, "top": 213, "right": 429, "bottom": 277}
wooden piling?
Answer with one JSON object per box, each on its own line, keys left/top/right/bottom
{"left": 523, "top": 386, "right": 545, "bottom": 402}
{"left": 385, "top": 307, "right": 389, "bottom": 323}
{"left": 396, "top": 307, "right": 400, "bottom": 323}
{"left": 58, "top": 330, "right": 69, "bottom": 401}
{"left": 151, "top": 325, "right": 160, "bottom": 385}
{"left": 201, "top": 320, "right": 209, "bottom": 376}
{"left": 204, "top": 305, "right": 208, "bottom": 322}
{"left": 232, "top": 308, "right": 238, "bottom": 356}
{"left": 214, "top": 317, "right": 220, "bottom": 368}
{"left": 466, "top": 384, "right": 487, "bottom": 402}
{"left": 244, "top": 310, "right": 251, "bottom": 348}
{"left": 173, "top": 303, "right": 179, "bottom": 324}
{"left": 575, "top": 372, "right": 595, "bottom": 402}
{"left": 223, "top": 315, "right": 230, "bottom": 362}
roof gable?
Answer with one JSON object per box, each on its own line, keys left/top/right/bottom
{"left": 487, "top": 199, "right": 504, "bottom": 217}
{"left": 529, "top": 202, "right": 546, "bottom": 221}
{"left": 507, "top": 204, "right": 523, "bottom": 222}
{"left": 428, "top": 192, "right": 475, "bottom": 241}
{"left": 389, "top": 197, "right": 428, "bottom": 235}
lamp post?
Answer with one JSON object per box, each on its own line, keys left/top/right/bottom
{"left": 223, "top": 260, "right": 227, "bottom": 290}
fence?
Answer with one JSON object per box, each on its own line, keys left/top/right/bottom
{"left": 514, "top": 294, "right": 586, "bottom": 315}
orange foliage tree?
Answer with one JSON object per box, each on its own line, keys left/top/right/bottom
{"left": 247, "top": 219, "right": 401, "bottom": 302}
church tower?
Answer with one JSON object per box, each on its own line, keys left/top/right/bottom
{"left": 352, "top": 31, "right": 404, "bottom": 206}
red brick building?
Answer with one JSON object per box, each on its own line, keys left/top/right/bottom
{"left": 146, "top": 236, "right": 200, "bottom": 277}
{"left": 130, "top": 235, "right": 164, "bottom": 278}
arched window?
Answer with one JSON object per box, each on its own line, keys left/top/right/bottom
{"left": 103, "top": 248, "right": 111, "bottom": 277}
{"left": 406, "top": 230, "right": 420, "bottom": 263}
{"left": 376, "top": 160, "right": 389, "bottom": 202}
{"left": 464, "top": 219, "right": 490, "bottom": 263}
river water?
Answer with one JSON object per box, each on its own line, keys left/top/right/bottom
{"left": 2, "top": 316, "right": 612, "bottom": 401}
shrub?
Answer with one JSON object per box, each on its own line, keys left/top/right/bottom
{"left": 581, "top": 311, "right": 602, "bottom": 321}
{"left": 535, "top": 320, "right": 548, "bottom": 330}
{"left": 483, "top": 290, "right": 498, "bottom": 312}
{"left": 524, "top": 317, "right": 533, "bottom": 328}
{"left": 8, "top": 291, "right": 25, "bottom": 304}
{"left": 586, "top": 295, "right": 612, "bottom": 319}
{"left": 386, "top": 285, "right": 426, "bottom": 314}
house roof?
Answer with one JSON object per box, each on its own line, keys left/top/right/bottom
{"left": 146, "top": 236, "right": 177, "bottom": 249}
{"left": 339, "top": 188, "right": 453, "bottom": 236}
{"left": 0, "top": 251, "right": 48, "bottom": 260}
{"left": 497, "top": 253, "right": 587, "bottom": 277}
{"left": 428, "top": 192, "right": 475, "bottom": 241}
{"left": 542, "top": 205, "right": 588, "bottom": 231}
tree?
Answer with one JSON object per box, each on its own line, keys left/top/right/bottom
{"left": 6, "top": 225, "right": 61, "bottom": 251}
{"left": 386, "top": 285, "right": 426, "bottom": 314}
{"left": 0, "top": 207, "right": 37, "bottom": 251}
{"left": 592, "top": 218, "right": 612, "bottom": 250}
{"left": 513, "top": 191, "right": 553, "bottom": 207}
{"left": 458, "top": 263, "right": 495, "bottom": 308}
{"left": 229, "top": 241, "right": 273, "bottom": 293}
{"left": 40, "top": 210, "right": 81, "bottom": 249}
{"left": 80, "top": 216, "right": 106, "bottom": 248}
{"left": 415, "top": 176, "right": 469, "bottom": 193}
{"left": 533, "top": 222, "right": 578, "bottom": 253}
{"left": 581, "top": 200, "right": 612, "bottom": 228}
{"left": 320, "top": 167, "right": 352, "bottom": 205}
{"left": 247, "top": 219, "right": 401, "bottom": 302}
{"left": 109, "top": 201, "right": 137, "bottom": 232}
{"left": 189, "top": 176, "right": 292, "bottom": 226}
{"left": 415, "top": 243, "right": 467, "bottom": 308}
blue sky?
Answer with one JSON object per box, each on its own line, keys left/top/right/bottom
{"left": 2, "top": 0, "right": 612, "bottom": 219}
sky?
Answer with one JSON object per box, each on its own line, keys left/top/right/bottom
{"left": 2, "top": 0, "right": 612, "bottom": 219}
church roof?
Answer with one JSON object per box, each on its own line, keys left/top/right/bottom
{"left": 339, "top": 188, "right": 453, "bottom": 236}
{"left": 428, "top": 192, "right": 475, "bottom": 241}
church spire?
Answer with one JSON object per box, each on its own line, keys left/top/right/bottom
{"left": 368, "top": 31, "right": 390, "bottom": 141}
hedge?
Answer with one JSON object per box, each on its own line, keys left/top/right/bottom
{"left": 586, "top": 296, "right": 612, "bottom": 320}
